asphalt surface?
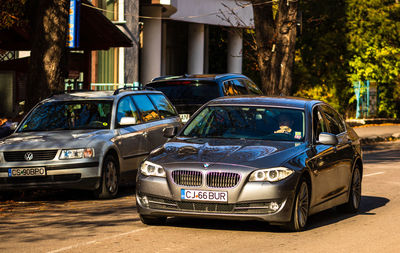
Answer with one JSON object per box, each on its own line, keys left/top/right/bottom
{"left": 1, "top": 140, "right": 400, "bottom": 252}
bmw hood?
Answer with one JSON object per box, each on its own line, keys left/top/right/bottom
{"left": 148, "top": 137, "right": 307, "bottom": 168}
{"left": 0, "top": 130, "right": 112, "bottom": 151}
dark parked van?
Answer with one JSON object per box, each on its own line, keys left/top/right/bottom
{"left": 145, "top": 74, "right": 263, "bottom": 122}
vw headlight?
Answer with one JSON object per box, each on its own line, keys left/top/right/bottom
{"left": 140, "top": 161, "right": 166, "bottom": 177}
{"left": 59, "top": 148, "right": 95, "bottom": 160}
{"left": 249, "top": 167, "right": 294, "bottom": 182}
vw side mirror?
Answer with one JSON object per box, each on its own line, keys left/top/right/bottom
{"left": 119, "top": 117, "right": 137, "bottom": 126}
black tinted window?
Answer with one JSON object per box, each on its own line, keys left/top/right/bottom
{"left": 241, "top": 79, "right": 263, "bottom": 95}
{"left": 148, "top": 94, "right": 177, "bottom": 119}
{"left": 322, "top": 106, "right": 345, "bottom": 135}
{"left": 132, "top": 95, "right": 160, "bottom": 122}
{"left": 182, "top": 106, "right": 305, "bottom": 141}
{"left": 146, "top": 82, "right": 219, "bottom": 104}
{"left": 313, "top": 106, "right": 327, "bottom": 140}
{"left": 117, "top": 96, "right": 140, "bottom": 125}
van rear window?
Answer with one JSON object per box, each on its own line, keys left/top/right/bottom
{"left": 147, "top": 82, "right": 219, "bottom": 104}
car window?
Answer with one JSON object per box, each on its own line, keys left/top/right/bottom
{"left": 223, "top": 80, "right": 248, "bottom": 95}
{"left": 116, "top": 96, "right": 140, "bottom": 125}
{"left": 181, "top": 106, "right": 305, "bottom": 142}
{"left": 132, "top": 94, "right": 160, "bottom": 122}
{"left": 240, "top": 79, "right": 263, "bottom": 95}
{"left": 148, "top": 94, "right": 177, "bottom": 119}
{"left": 18, "top": 100, "right": 113, "bottom": 132}
{"left": 321, "top": 106, "right": 345, "bottom": 135}
{"left": 223, "top": 81, "right": 239, "bottom": 95}
{"left": 232, "top": 80, "right": 249, "bottom": 95}
{"left": 146, "top": 82, "right": 219, "bottom": 104}
{"left": 313, "top": 106, "right": 327, "bottom": 140}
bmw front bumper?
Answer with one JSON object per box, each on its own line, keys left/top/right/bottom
{"left": 136, "top": 172, "right": 300, "bottom": 224}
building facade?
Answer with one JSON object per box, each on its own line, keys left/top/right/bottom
{"left": 91, "top": 0, "right": 253, "bottom": 88}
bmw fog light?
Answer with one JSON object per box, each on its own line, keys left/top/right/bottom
{"left": 139, "top": 195, "right": 149, "bottom": 207}
{"left": 269, "top": 202, "right": 280, "bottom": 212}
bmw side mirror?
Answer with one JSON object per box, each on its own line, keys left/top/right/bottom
{"left": 119, "top": 117, "right": 137, "bottom": 126}
{"left": 10, "top": 122, "right": 18, "bottom": 131}
{"left": 318, "top": 132, "right": 338, "bottom": 145}
{"left": 163, "top": 126, "right": 177, "bottom": 138}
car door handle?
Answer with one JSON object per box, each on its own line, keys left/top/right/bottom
{"left": 143, "top": 132, "right": 148, "bottom": 138}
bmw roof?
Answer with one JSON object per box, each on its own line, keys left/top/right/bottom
{"left": 206, "top": 95, "right": 322, "bottom": 109}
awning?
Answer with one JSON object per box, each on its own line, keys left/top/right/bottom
{"left": 0, "top": 0, "right": 132, "bottom": 51}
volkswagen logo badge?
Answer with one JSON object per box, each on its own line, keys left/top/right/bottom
{"left": 203, "top": 163, "right": 210, "bottom": 168}
{"left": 24, "top": 152, "right": 34, "bottom": 161}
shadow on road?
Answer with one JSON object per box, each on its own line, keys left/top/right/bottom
{"left": 0, "top": 186, "right": 138, "bottom": 244}
{"left": 0, "top": 185, "right": 136, "bottom": 202}
{"left": 363, "top": 141, "right": 400, "bottom": 164}
{"left": 165, "top": 195, "right": 389, "bottom": 232}
{"left": 306, "top": 195, "right": 389, "bottom": 230}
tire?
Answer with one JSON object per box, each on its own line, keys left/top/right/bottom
{"left": 339, "top": 165, "right": 362, "bottom": 213}
{"left": 284, "top": 179, "right": 310, "bottom": 232}
{"left": 94, "top": 155, "right": 119, "bottom": 199}
{"left": 139, "top": 214, "right": 167, "bottom": 226}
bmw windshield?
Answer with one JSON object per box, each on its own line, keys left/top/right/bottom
{"left": 18, "top": 100, "right": 113, "bottom": 132}
{"left": 181, "top": 106, "right": 305, "bottom": 141}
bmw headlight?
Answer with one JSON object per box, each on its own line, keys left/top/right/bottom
{"left": 59, "top": 148, "right": 95, "bottom": 160}
{"left": 140, "top": 161, "right": 166, "bottom": 177}
{"left": 249, "top": 167, "right": 294, "bottom": 182}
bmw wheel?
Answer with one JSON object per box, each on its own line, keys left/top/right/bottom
{"left": 285, "top": 179, "right": 310, "bottom": 232}
{"left": 339, "top": 165, "right": 362, "bottom": 213}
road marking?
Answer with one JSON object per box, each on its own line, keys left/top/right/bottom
{"left": 47, "top": 227, "right": 151, "bottom": 253}
{"left": 364, "top": 172, "right": 385, "bottom": 177}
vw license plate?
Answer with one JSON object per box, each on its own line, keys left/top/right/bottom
{"left": 181, "top": 189, "right": 228, "bottom": 202}
{"left": 8, "top": 167, "right": 46, "bottom": 177}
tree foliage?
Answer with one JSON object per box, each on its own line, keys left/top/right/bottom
{"left": 294, "top": 0, "right": 400, "bottom": 118}
{"left": 293, "top": 0, "right": 350, "bottom": 113}
{"left": 346, "top": 0, "right": 400, "bottom": 117}
{"left": 0, "top": 0, "right": 27, "bottom": 29}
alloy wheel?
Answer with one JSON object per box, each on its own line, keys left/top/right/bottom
{"left": 105, "top": 160, "right": 117, "bottom": 194}
{"left": 352, "top": 168, "right": 361, "bottom": 209}
{"left": 297, "top": 182, "right": 309, "bottom": 228}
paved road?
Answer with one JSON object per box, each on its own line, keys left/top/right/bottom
{"left": 1, "top": 141, "right": 400, "bottom": 252}
{"left": 353, "top": 124, "right": 400, "bottom": 138}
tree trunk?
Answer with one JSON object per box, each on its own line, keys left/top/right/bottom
{"left": 252, "top": 0, "right": 298, "bottom": 96}
{"left": 27, "top": 0, "right": 69, "bottom": 110}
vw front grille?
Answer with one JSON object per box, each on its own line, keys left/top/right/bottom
{"left": 4, "top": 150, "right": 58, "bottom": 162}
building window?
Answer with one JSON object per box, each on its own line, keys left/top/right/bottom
{"left": 92, "top": 0, "right": 119, "bottom": 90}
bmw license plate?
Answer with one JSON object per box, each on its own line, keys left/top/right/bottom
{"left": 8, "top": 167, "right": 46, "bottom": 177}
{"left": 181, "top": 189, "right": 228, "bottom": 202}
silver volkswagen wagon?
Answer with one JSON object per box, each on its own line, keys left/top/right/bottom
{"left": 0, "top": 89, "right": 182, "bottom": 198}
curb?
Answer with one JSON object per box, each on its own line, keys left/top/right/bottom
{"left": 360, "top": 132, "right": 400, "bottom": 144}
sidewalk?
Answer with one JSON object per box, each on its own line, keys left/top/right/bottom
{"left": 352, "top": 124, "right": 400, "bottom": 144}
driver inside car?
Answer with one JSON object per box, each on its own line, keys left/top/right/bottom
{"left": 274, "top": 113, "right": 294, "bottom": 135}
